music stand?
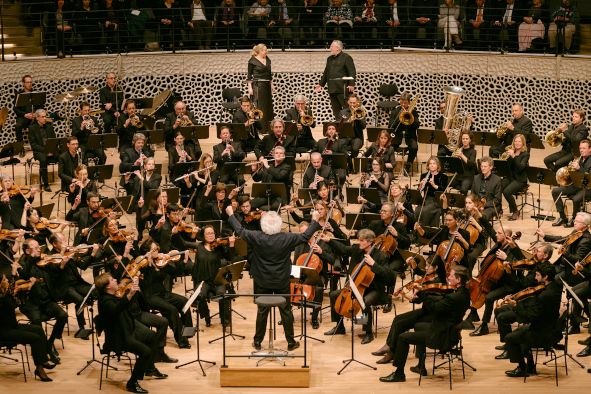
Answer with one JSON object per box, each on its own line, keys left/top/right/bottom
{"left": 176, "top": 281, "right": 216, "bottom": 376}
{"left": 180, "top": 125, "right": 209, "bottom": 141}
{"left": 220, "top": 162, "right": 247, "bottom": 188}
{"left": 37, "top": 202, "right": 55, "bottom": 219}
{"left": 418, "top": 128, "right": 448, "bottom": 157}
{"left": 87, "top": 133, "right": 119, "bottom": 156}
{"left": 15, "top": 91, "right": 46, "bottom": 112}
{"left": 45, "top": 137, "right": 68, "bottom": 157}
{"left": 527, "top": 166, "right": 558, "bottom": 222}
{"left": 0, "top": 142, "right": 24, "bottom": 178}
{"left": 351, "top": 157, "right": 371, "bottom": 174}
{"left": 290, "top": 266, "right": 324, "bottom": 344}
{"left": 337, "top": 277, "right": 376, "bottom": 375}
{"left": 472, "top": 131, "right": 501, "bottom": 157}
{"left": 171, "top": 161, "right": 199, "bottom": 180}
{"left": 209, "top": 260, "right": 247, "bottom": 343}
{"left": 572, "top": 172, "right": 591, "bottom": 213}
{"left": 216, "top": 123, "right": 248, "bottom": 141}
{"left": 529, "top": 134, "right": 544, "bottom": 150}
{"left": 435, "top": 191, "right": 466, "bottom": 209}
{"left": 366, "top": 127, "right": 395, "bottom": 143}
{"left": 88, "top": 164, "right": 114, "bottom": 192}
{"left": 283, "top": 122, "right": 299, "bottom": 138}
{"left": 76, "top": 284, "right": 111, "bottom": 375}
{"left": 406, "top": 189, "right": 424, "bottom": 206}
{"left": 144, "top": 129, "right": 165, "bottom": 145}
{"left": 322, "top": 154, "right": 347, "bottom": 190}
{"left": 101, "top": 195, "right": 133, "bottom": 213}
{"left": 553, "top": 278, "right": 586, "bottom": 369}
{"left": 492, "top": 159, "right": 511, "bottom": 179}
{"left": 338, "top": 123, "right": 354, "bottom": 140}
{"left": 345, "top": 187, "right": 380, "bottom": 207}
{"left": 252, "top": 183, "right": 287, "bottom": 208}
{"left": 438, "top": 156, "right": 465, "bottom": 176}
{"left": 296, "top": 187, "right": 316, "bottom": 202}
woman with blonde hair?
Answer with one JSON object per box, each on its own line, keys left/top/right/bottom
{"left": 502, "top": 133, "right": 529, "bottom": 221}
{"left": 247, "top": 43, "right": 274, "bottom": 132}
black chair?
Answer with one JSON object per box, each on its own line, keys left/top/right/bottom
{"left": 376, "top": 83, "right": 399, "bottom": 122}
{"left": 95, "top": 314, "right": 134, "bottom": 390}
{"left": 0, "top": 341, "right": 29, "bottom": 382}
{"left": 221, "top": 88, "right": 243, "bottom": 115}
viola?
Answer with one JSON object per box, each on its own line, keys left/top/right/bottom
{"left": 244, "top": 211, "right": 262, "bottom": 223}
{"left": 36, "top": 254, "right": 67, "bottom": 267}
{"left": 506, "top": 258, "right": 536, "bottom": 272}
{"left": 498, "top": 284, "right": 546, "bottom": 308}
{"left": 115, "top": 278, "right": 134, "bottom": 298}
{"left": 417, "top": 282, "right": 459, "bottom": 295}
{"left": 394, "top": 273, "right": 438, "bottom": 301}
{"left": 559, "top": 230, "right": 584, "bottom": 255}
{"left": 127, "top": 254, "right": 150, "bottom": 278}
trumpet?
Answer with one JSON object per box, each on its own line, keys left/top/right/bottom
{"left": 82, "top": 115, "right": 100, "bottom": 133}
{"left": 129, "top": 114, "right": 143, "bottom": 128}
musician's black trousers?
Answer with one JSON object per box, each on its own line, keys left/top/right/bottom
{"left": 61, "top": 283, "right": 92, "bottom": 328}
{"left": 393, "top": 321, "right": 431, "bottom": 371}
{"left": 495, "top": 304, "right": 518, "bottom": 342}
{"left": 572, "top": 281, "right": 590, "bottom": 324}
{"left": 328, "top": 288, "right": 389, "bottom": 333}
{"left": 145, "top": 293, "right": 192, "bottom": 345}
{"left": 385, "top": 308, "right": 430, "bottom": 353}
{"left": 544, "top": 150, "right": 572, "bottom": 172}
{"left": 552, "top": 184, "right": 591, "bottom": 219}
{"left": 20, "top": 300, "right": 67, "bottom": 343}
{"left": 124, "top": 320, "right": 157, "bottom": 382}
{"left": 0, "top": 323, "right": 49, "bottom": 366}
{"left": 481, "top": 284, "right": 513, "bottom": 324}
{"left": 254, "top": 283, "right": 295, "bottom": 345}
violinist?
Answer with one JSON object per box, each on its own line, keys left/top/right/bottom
{"left": 67, "top": 164, "right": 98, "bottom": 209}
{"left": 0, "top": 175, "right": 38, "bottom": 229}
{"left": 415, "top": 156, "right": 448, "bottom": 227}
{"left": 287, "top": 182, "right": 334, "bottom": 224}
{"left": 389, "top": 92, "right": 420, "bottom": 174}
{"left": 48, "top": 233, "right": 99, "bottom": 340}
{"left": 117, "top": 100, "right": 145, "bottom": 151}
{"left": 471, "top": 156, "right": 502, "bottom": 221}
{"left": 232, "top": 96, "right": 263, "bottom": 153}
{"left": 362, "top": 158, "right": 391, "bottom": 205}
{"left": 201, "top": 183, "right": 236, "bottom": 234}
{"left": 250, "top": 145, "right": 292, "bottom": 211}
{"left": 470, "top": 227, "right": 525, "bottom": 337}
{"left": 168, "top": 130, "right": 199, "bottom": 181}
{"left": 364, "top": 130, "right": 395, "bottom": 171}
{"left": 339, "top": 94, "right": 365, "bottom": 160}
{"left": 379, "top": 266, "right": 470, "bottom": 383}
{"left": 501, "top": 133, "right": 530, "bottom": 221}
{"left": 285, "top": 94, "right": 317, "bottom": 153}
{"left": 140, "top": 189, "right": 168, "bottom": 234}
{"left": 0, "top": 273, "right": 56, "bottom": 382}
{"left": 448, "top": 131, "right": 477, "bottom": 194}
{"left": 324, "top": 229, "right": 394, "bottom": 345}
{"left": 119, "top": 132, "right": 154, "bottom": 179}
{"left": 302, "top": 152, "right": 333, "bottom": 190}
{"left": 192, "top": 225, "right": 236, "bottom": 327}
{"left": 313, "top": 123, "right": 347, "bottom": 155}
{"left": 66, "top": 192, "right": 110, "bottom": 245}
{"left": 494, "top": 243, "right": 554, "bottom": 359}
{"left": 22, "top": 205, "right": 67, "bottom": 247}
{"left": 213, "top": 126, "right": 246, "bottom": 185}
{"left": 0, "top": 226, "right": 25, "bottom": 278}
{"left": 95, "top": 273, "right": 167, "bottom": 394}
{"left": 57, "top": 136, "right": 84, "bottom": 192}
{"left": 236, "top": 196, "right": 262, "bottom": 231}
{"left": 17, "top": 239, "right": 67, "bottom": 364}
{"left": 71, "top": 102, "right": 105, "bottom": 164}
{"left": 102, "top": 218, "right": 137, "bottom": 280}
{"left": 254, "top": 119, "right": 295, "bottom": 159}
{"left": 502, "top": 262, "right": 562, "bottom": 378}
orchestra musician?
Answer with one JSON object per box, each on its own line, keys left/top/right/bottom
{"left": 340, "top": 94, "right": 365, "bottom": 161}
{"left": 250, "top": 145, "right": 292, "bottom": 211}
{"left": 29, "top": 109, "right": 56, "bottom": 192}
{"left": 469, "top": 227, "right": 525, "bottom": 336}
{"left": 164, "top": 100, "right": 201, "bottom": 154}
{"left": 247, "top": 43, "right": 274, "bottom": 133}
{"left": 489, "top": 103, "right": 533, "bottom": 159}
{"left": 501, "top": 134, "right": 530, "bottom": 221}
{"left": 502, "top": 263, "right": 563, "bottom": 378}
{"left": 226, "top": 205, "right": 322, "bottom": 352}
{"left": 117, "top": 100, "right": 145, "bottom": 151}
{"left": 284, "top": 94, "right": 317, "bottom": 153}
{"left": 323, "top": 229, "right": 394, "bottom": 344}
{"left": 213, "top": 125, "right": 246, "bottom": 185}
{"left": 448, "top": 131, "right": 477, "bottom": 194}
{"left": 363, "top": 158, "right": 391, "bottom": 205}
{"left": 22, "top": 205, "right": 68, "bottom": 247}
{"left": 201, "top": 183, "right": 237, "bottom": 234}
{"left": 119, "top": 133, "right": 155, "bottom": 185}
{"left": 129, "top": 157, "right": 162, "bottom": 236}
{"left": 66, "top": 192, "right": 112, "bottom": 246}
{"left": 71, "top": 101, "right": 105, "bottom": 165}
{"left": 232, "top": 96, "right": 263, "bottom": 153}
{"left": 13, "top": 74, "right": 39, "bottom": 156}
{"left": 0, "top": 227, "right": 25, "bottom": 277}
{"left": 314, "top": 124, "right": 346, "bottom": 155}
{"left": 435, "top": 101, "right": 451, "bottom": 157}
{"left": 302, "top": 152, "right": 333, "bottom": 190}
{"left": 471, "top": 156, "right": 502, "bottom": 221}
{"left": 550, "top": 139, "right": 591, "bottom": 227}
{"left": 140, "top": 189, "right": 169, "bottom": 235}
{"left": 544, "top": 109, "right": 589, "bottom": 172}
{"left": 58, "top": 136, "right": 83, "bottom": 192}
{"left": 101, "top": 219, "right": 137, "bottom": 281}
{"left": 95, "top": 273, "right": 167, "bottom": 394}
{"left": 379, "top": 266, "right": 471, "bottom": 383}
{"left": 98, "top": 72, "right": 123, "bottom": 133}
{"left": 168, "top": 131, "right": 198, "bottom": 180}
{"left": 0, "top": 175, "right": 38, "bottom": 230}
{"left": 67, "top": 165, "right": 97, "bottom": 209}
{"left": 364, "top": 130, "right": 396, "bottom": 171}
{"left": 436, "top": 102, "right": 474, "bottom": 158}
{"left": 415, "top": 156, "right": 448, "bottom": 228}
{"left": 254, "top": 118, "right": 296, "bottom": 159}
{"left": 389, "top": 91, "right": 420, "bottom": 173}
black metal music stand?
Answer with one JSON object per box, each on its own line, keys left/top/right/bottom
{"left": 492, "top": 159, "right": 511, "bottom": 179}
{"left": 405, "top": 189, "right": 424, "bottom": 206}
{"left": 435, "top": 191, "right": 466, "bottom": 209}
{"left": 101, "top": 195, "right": 133, "bottom": 213}
{"left": 87, "top": 133, "right": 118, "bottom": 157}
{"left": 252, "top": 183, "right": 287, "bottom": 209}
{"left": 37, "top": 203, "right": 55, "bottom": 219}
{"left": 322, "top": 153, "right": 347, "bottom": 192}
{"left": 176, "top": 282, "right": 216, "bottom": 376}
{"left": 144, "top": 129, "right": 165, "bottom": 145}
{"left": 366, "top": 127, "right": 395, "bottom": 143}
{"left": 472, "top": 131, "right": 501, "bottom": 157}
{"left": 76, "top": 285, "right": 108, "bottom": 375}
{"left": 351, "top": 157, "right": 371, "bottom": 174}
{"left": 209, "top": 260, "right": 248, "bottom": 344}
{"left": 528, "top": 134, "right": 544, "bottom": 150}
{"left": 283, "top": 121, "right": 299, "bottom": 137}
{"left": 216, "top": 123, "right": 248, "bottom": 141}
{"left": 180, "top": 125, "right": 209, "bottom": 141}
{"left": 0, "top": 142, "right": 24, "bottom": 178}
{"left": 87, "top": 164, "right": 114, "bottom": 193}
{"left": 554, "top": 278, "right": 586, "bottom": 369}
{"left": 338, "top": 122, "right": 354, "bottom": 140}
{"left": 337, "top": 279, "right": 376, "bottom": 375}
{"left": 439, "top": 156, "right": 465, "bottom": 177}
{"left": 15, "top": 91, "right": 46, "bottom": 112}
{"left": 572, "top": 172, "right": 591, "bottom": 214}
{"left": 345, "top": 187, "right": 380, "bottom": 207}
{"left": 171, "top": 161, "right": 199, "bottom": 181}
{"left": 527, "top": 166, "right": 559, "bottom": 222}
{"left": 297, "top": 187, "right": 316, "bottom": 202}
{"left": 418, "top": 128, "right": 448, "bottom": 157}
{"left": 220, "top": 162, "right": 246, "bottom": 189}
{"left": 291, "top": 266, "right": 324, "bottom": 344}
{"left": 345, "top": 213, "right": 380, "bottom": 232}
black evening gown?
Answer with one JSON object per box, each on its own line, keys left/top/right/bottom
{"left": 247, "top": 56, "right": 273, "bottom": 132}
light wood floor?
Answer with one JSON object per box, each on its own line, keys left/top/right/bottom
{"left": 1, "top": 126, "right": 589, "bottom": 392}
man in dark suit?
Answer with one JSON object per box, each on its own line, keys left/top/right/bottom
{"left": 58, "top": 136, "right": 83, "bottom": 192}
{"left": 98, "top": 72, "right": 124, "bottom": 133}
{"left": 544, "top": 109, "right": 589, "bottom": 172}
{"left": 232, "top": 97, "right": 263, "bottom": 153}
{"left": 226, "top": 205, "right": 321, "bottom": 351}
{"left": 379, "top": 0, "right": 409, "bottom": 45}
{"left": 471, "top": 156, "right": 502, "bottom": 221}
{"left": 302, "top": 152, "right": 333, "bottom": 189}
{"left": 119, "top": 133, "right": 155, "bottom": 174}
{"left": 163, "top": 100, "right": 201, "bottom": 156}
{"left": 340, "top": 94, "right": 366, "bottom": 160}
{"left": 250, "top": 146, "right": 293, "bottom": 211}
{"left": 389, "top": 91, "right": 420, "bottom": 172}
{"left": 313, "top": 123, "right": 348, "bottom": 154}
{"left": 28, "top": 109, "right": 56, "bottom": 191}
{"left": 284, "top": 94, "right": 316, "bottom": 153}
{"left": 379, "top": 266, "right": 471, "bottom": 382}
{"left": 213, "top": 125, "right": 246, "bottom": 185}
{"left": 13, "top": 74, "right": 40, "bottom": 155}
{"left": 95, "top": 273, "right": 167, "bottom": 394}
{"left": 71, "top": 101, "right": 105, "bottom": 165}
{"left": 490, "top": 0, "right": 523, "bottom": 52}
{"left": 117, "top": 100, "right": 145, "bottom": 151}
{"left": 409, "top": 0, "right": 438, "bottom": 48}
{"left": 315, "top": 40, "right": 356, "bottom": 120}
{"left": 503, "top": 262, "right": 563, "bottom": 377}
{"left": 66, "top": 192, "right": 106, "bottom": 245}
{"left": 254, "top": 119, "right": 296, "bottom": 158}
{"left": 490, "top": 103, "right": 533, "bottom": 158}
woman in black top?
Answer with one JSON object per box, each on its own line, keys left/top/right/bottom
{"left": 449, "top": 130, "right": 477, "bottom": 194}
{"left": 415, "top": 156, "right": 448, "bottom": 228}
{"left": 247, "top": 43, "right": 273, "bottom": 132}
{"left": 364, "top": 130, "right": 396, "bottom": 171}
{"left": 192, "top": 225, "right": 236, "bottom": 327}
{"left": 502, "top": 133, "right": 530, "bottom": 221}
{"left": 67, "top": 164, "right": 98, "bottom": 208}
{"left": 362, "top": 158, "right": 391, "bottom": 204}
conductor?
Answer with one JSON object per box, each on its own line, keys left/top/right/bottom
{"left": 225, "top": 205, "right": 321, "bottom": 351}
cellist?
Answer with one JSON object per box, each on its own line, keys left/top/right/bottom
{"left": 469, "top": 227, "right": 524, "bottom": 337}
{"left": 322, "top": 229, "right": 394, "bottom": 345}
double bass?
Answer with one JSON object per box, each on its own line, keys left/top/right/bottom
{"left": 468, "top": 231, "right": 522, "bottom": 309}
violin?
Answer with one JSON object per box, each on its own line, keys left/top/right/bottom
{"left": 115, "top": 278, "right": 134, "bottom": 298}
{"left": 155, "top": 250, "right": 183, "bottom": 268}
{"left": 208, "top": 236, "right": 237, "bottom": 249}
{"left": 109, "top": 230, "right": 133, "bottom": 243}
{"left": 36, "top": 254, "right": 67, "bottom": 267}
{"left": 13, "top": 278, "right": 44, "bottom": 295}
{"left": 394, "top": 273, "right": 438, "bottom": 301}
{"left": 176, "top": 221, "right": 200, "bottom": 235}
{"left": 244, "top": 211, "right": 262, "bottom": 223}
{"left": 498, "top": 284, "right": 546, "bottom": 308}
{"left": 559, "top": 230, "right": 584, "bottom": 255}
{"left": 92, "top": 207, "right": 120, "bottom": 219}
{"left": 505, "top": 258, "right": 536, "bottom": 273}
{"left": 34, "top": 218, "right": 72, "bottom": 230}
{"left": 416, "top": 282, "right": 459, "bottom": 295}
{"left": 126, "top": 254, "right": 150, "bottom": 278}
{"left": 573, "top": 252, "right": 591, "bottom": 276}
{"left": 0, "top": 229, "right": 30, "bottom": 240}
{"left": 5, "top": 185, "right": 31, "bottom": 197}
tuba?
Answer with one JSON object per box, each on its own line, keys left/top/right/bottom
{"left": 441, "top": 86, "right": 465, "bottom": 151}
{"left": 399, "top": 94, "right": 421, "bottom": 125}
{"left": 545, "top": 127, "right": 564, "bottom": 147}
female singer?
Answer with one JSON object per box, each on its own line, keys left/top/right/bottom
{"left": 502, "top": 133, "right": 530, "bottom": 221}
{"left": 415, "top": 156, "right": 448, "bottom": 228}
{"left": 67, "top": 164, "right": 97, "bottom": 208}
{"left": 363, "top": 158, "right": 391, "bottom": 204}
{"left": 247, "top": 43, "right": 273, "bottom": 132}
{"left": 193, "top": 225, "right": 236, "bottom": 327}
{"left": 168, "top": 131, "right": 198, "bottom": 180}
{"left": 364, "top": 130, "right": 395, "bottom": 171}
{"left": 449, "top": 131, "right": 477, "bottom": 193}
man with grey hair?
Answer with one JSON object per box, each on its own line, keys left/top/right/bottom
{"left": 226, "top": 205, "right": 321, "bottom": 351}
{"left": 315, "top": 40, "right": 356, "bottom": 120}
{"left": 285, "top": 94, "right": 316, "bottom": 153}
{"left": 489, "top": 102, "right": 533, "bottom": 158}
{"left": 28, "top": 109, "right": 56, "bottom": 191}
{"left": 250, "top": 145, "right": 292, "bottom": 211}
{"left": 255, "top": 118, "right": 296, "bottom": 158}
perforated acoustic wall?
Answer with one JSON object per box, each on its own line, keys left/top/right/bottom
{"left": 0, "top": 51, "right": 589, "bottom": 147}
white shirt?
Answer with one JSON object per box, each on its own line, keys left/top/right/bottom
{"left": 192, "top": 2, "right": 206, "bottom": 21}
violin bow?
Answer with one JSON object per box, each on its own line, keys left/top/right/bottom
{"left": 533, "top": 191, "right": 563, "bottom": 242}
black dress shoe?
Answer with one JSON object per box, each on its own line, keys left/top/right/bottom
{"left": 311, "top": 320, "right": 319, "bottom": 329}
{"left": 470, "top": 323, "right": 489, "bottom": 336}
{"left": 505, "top": 366, "right": 528, "bottom": 377}
{"left": 552, "top": 217, "right": 567, "bottom": 227}
{"left": 34, "top": 369, "right": 53, "bottom": 382}
{"left": 577, "top": 346, "right": 591, "bottom": 357}
{"left": 495, "top": 344, "right": 506, "bottom": 351}
{"left": 324, "top": 325, "right": 346, "bottom": 336}
{"left": 578, "top": 336, "right": 591, "bottom": 346}
{"left": 252, "top": 341, "right": 262, "bottom": 351}
{"left": 361, "top": 333, "right": 374, "bottom": 345}
{"left": 145, "top": 368, "right": 168, "bottom": 379}
{"left": 382, "top": 303, "right": 392, "bottom": 314}
{"left": 42, "top": 361, "right": 57, "bottom": 370}
{"left": 565, "top": 218, "right": 575, "bottom": 228}
{"left": 287, "top": 342, "right": 300, "bottom": 351}
{"left": 44, "top": 185, "right": 52, "bottom": 192}
{"left": 376, "top": 351, "right": 393, "bottom": 364}
{"left": 178, "top": 341, "right": 191, "bottom": 349}
{"left": 567, "top": 325, "right": 581, "bottom": 334}
{"left": 379, "top": 371, "right": 406, "bottom": 382}
{"left": 495, "top": 350, "right": 509, "bottom": 359}
{"left": 156, "top": 353, "right": 178, "bottom": 363}
{"left": 126, "top": 380, "right": 148, "bottom": 393}
{"left": 410, "top": 365, "right": 428, "bottom": 376}
{"left": 372, "top": 344, "right": 390, "bottom": 356}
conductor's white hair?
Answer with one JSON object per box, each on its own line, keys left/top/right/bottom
{"left": 261, "top": 211, "right": 282, "bottom": 235}
{"left": 576, "top": 211, "right": 591, "bottom": 226}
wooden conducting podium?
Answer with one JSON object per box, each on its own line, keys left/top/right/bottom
{"left": 219, "top": 363, "right": 311, "bottom": 388}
